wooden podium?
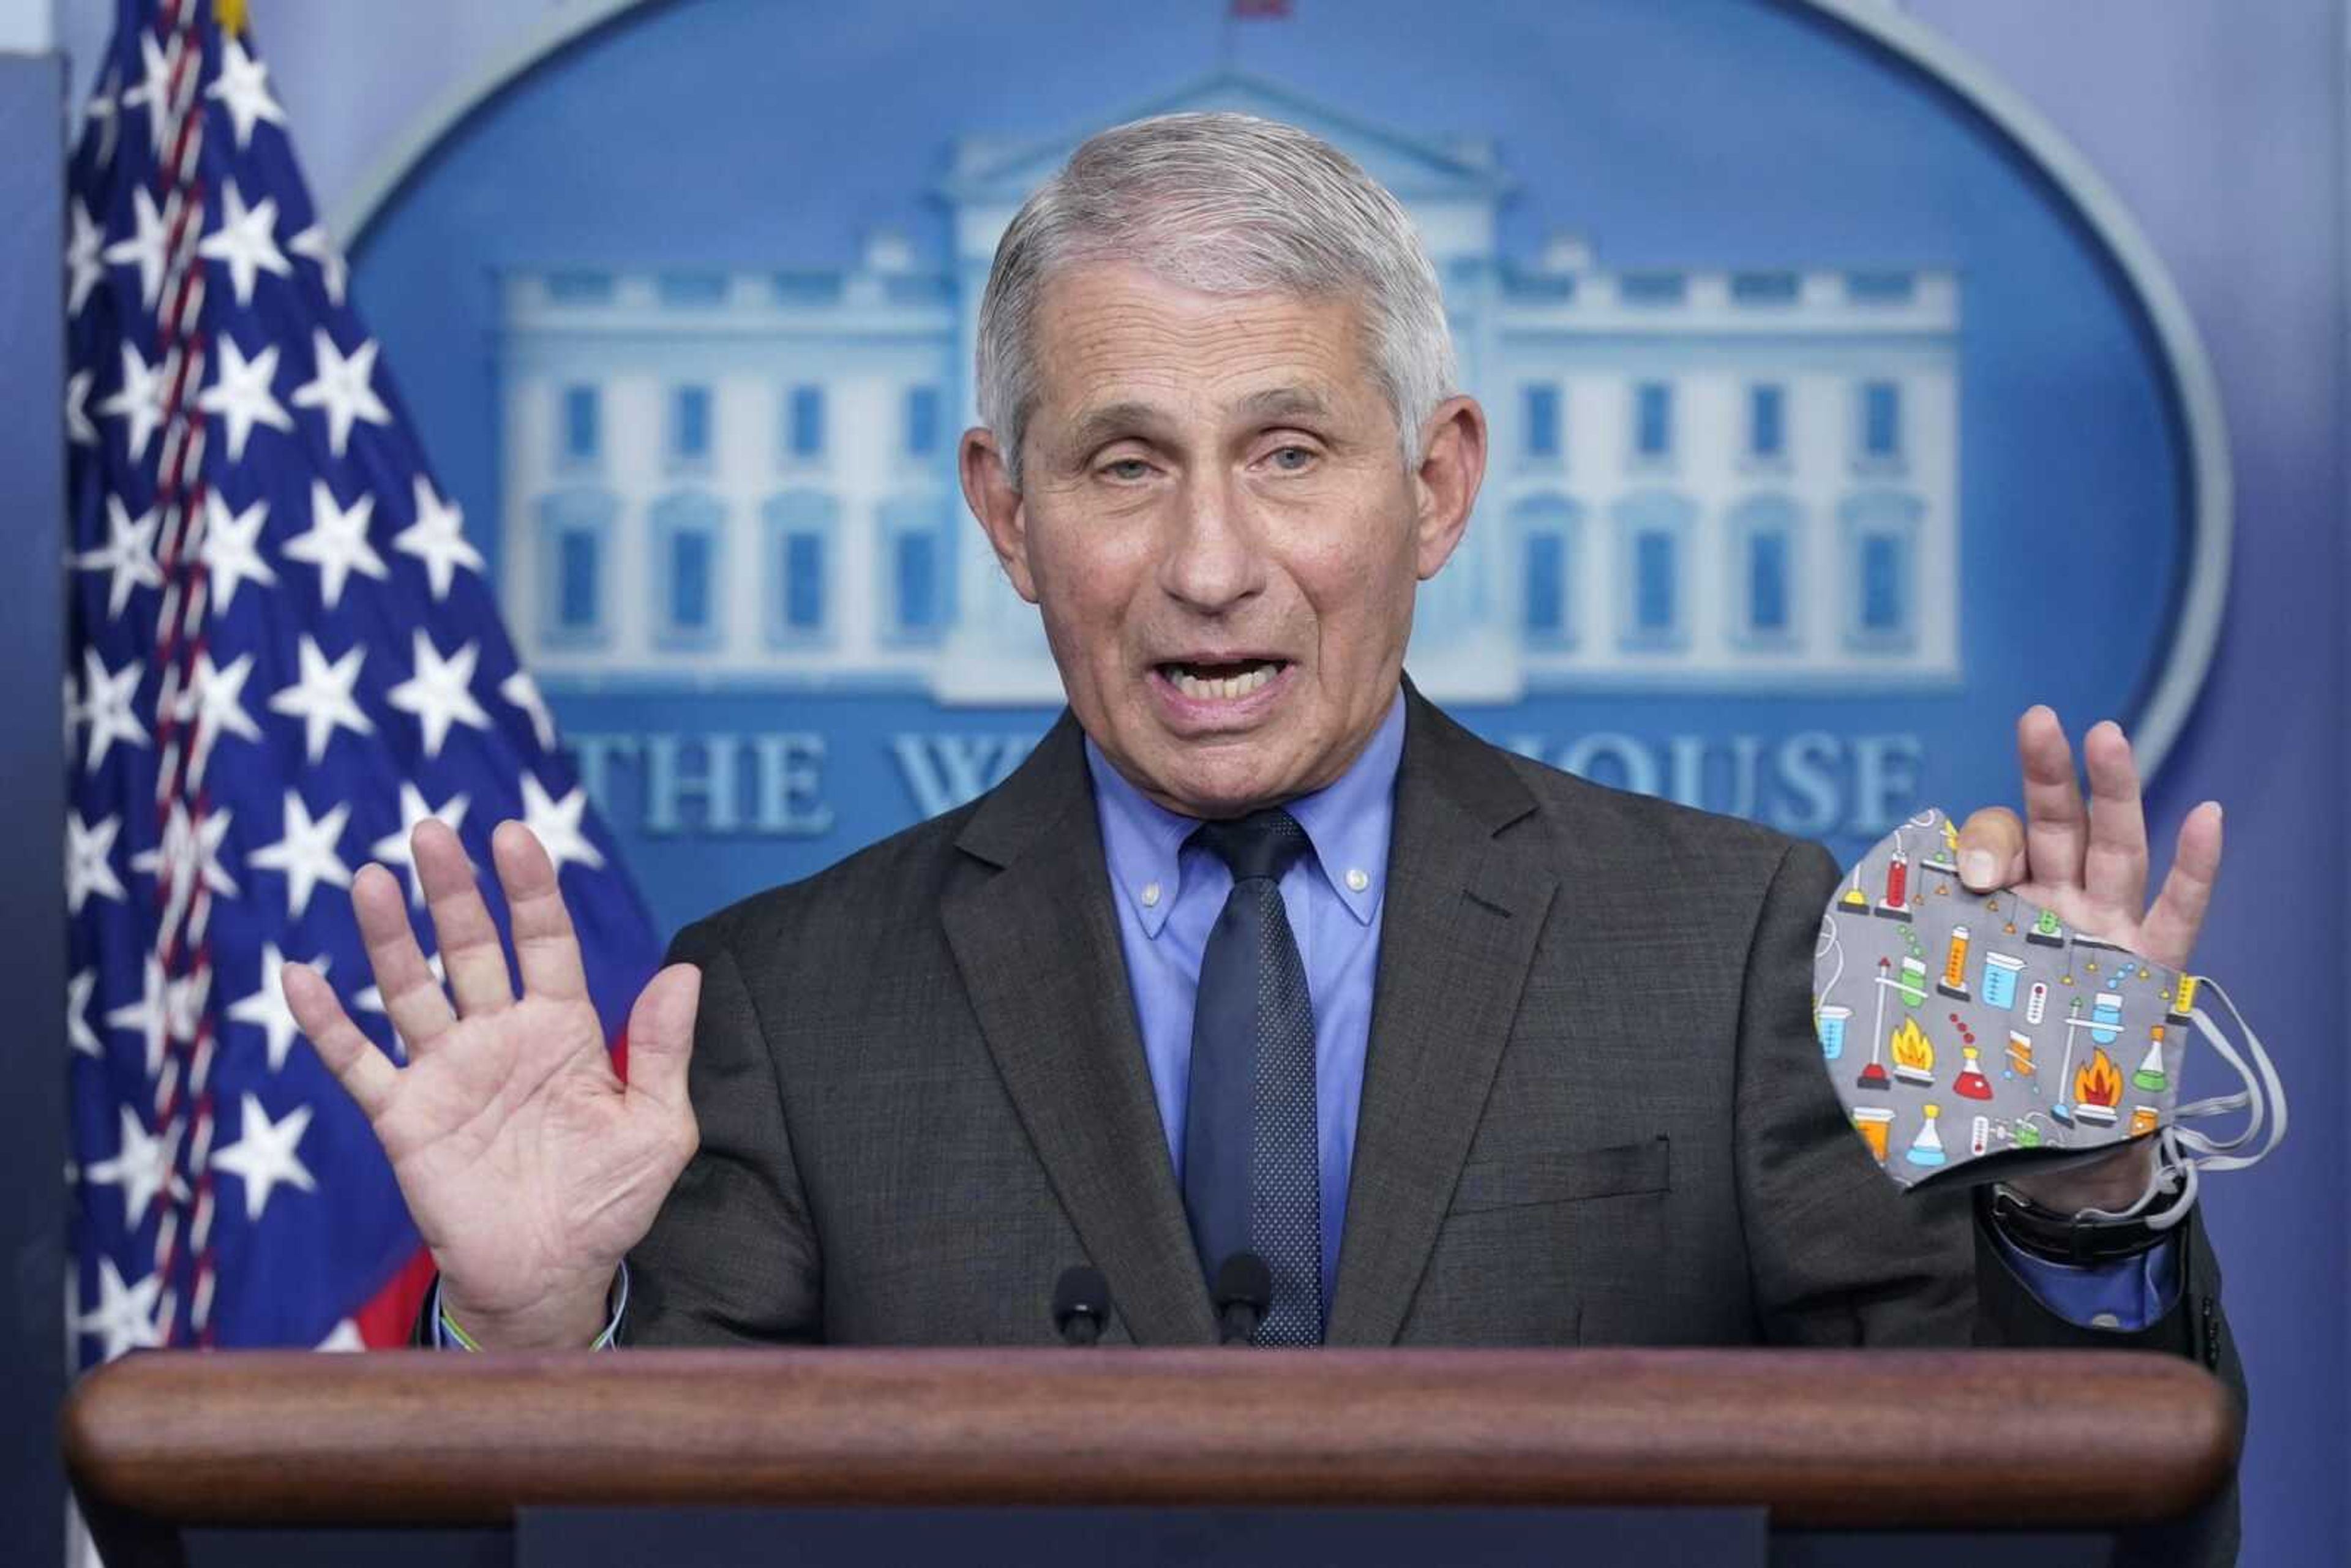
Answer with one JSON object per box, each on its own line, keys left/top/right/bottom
{"left": 63, "top": 1347, "right": 2238, "bottom": 1567}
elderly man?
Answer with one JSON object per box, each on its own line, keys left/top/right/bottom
{"left": 286, "top": 108, "right": 2239, "bottom": 1516}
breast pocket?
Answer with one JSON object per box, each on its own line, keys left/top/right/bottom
{"left": 1447, "top": 1135, "right": 1673, "bottom": 1215}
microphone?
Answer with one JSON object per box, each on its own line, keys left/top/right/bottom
{"left": 1052, "top": 1265, "right": 1113, "bottom": 1346}
{"left": 1212, "top": 1251, "right": 1272, "bottom": 1345}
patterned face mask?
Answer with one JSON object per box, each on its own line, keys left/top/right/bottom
{"left": 1812, "top": 808, "right": 2284, "bottom": 1229}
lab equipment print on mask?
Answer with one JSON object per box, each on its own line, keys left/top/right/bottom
{"left": 1813, "top": 808, "right": 2286, "bottom": 1228}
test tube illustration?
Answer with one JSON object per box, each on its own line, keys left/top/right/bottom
{"left": 1970, "top": 1115, "right": 1992, "bottom": 1157}
{"left": 2090, "top": 985, "right": 2123, "bottom": 1046}
{"left": 2166, "top": 972, "right": 2200, "bottom": 1027}
{"left": 1981, "top": 951, "right": 2024, "bottom": 1010}
{"left": 1875, "top": 842, "right": 1913, "bottom": 921}
{"left": 1936, "top": 924, "right": 1973, "bottom": 1001}
{"left": 2004, "top": 1029, "right": 2035, "bottom": 1083}
{"left": 2026, "top": 980, "right": 2049, "bottom": 1026}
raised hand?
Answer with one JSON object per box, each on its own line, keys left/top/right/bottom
{"left": 1953, "top": 705, "right": 2222, "bottom": 1213}
{"left": 282, "top": 819, "right": 700, "bottom": 1348}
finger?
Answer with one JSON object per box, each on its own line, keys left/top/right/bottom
{"left": 283, "top": 960, "right": 398, "bottom": 1120}
{"left": 2138, "top": 801, "right": 2222, "bottom": 971}
{"left": 351, "top": 860, "right": 458, "bottom": 1053}
{"left": 493, "top": 820, "right": 588, "bottom": 1003}
{"left": 2079, "top": 720, "right": 2150, "bottom": 921}
{"left": 414, "top": 818, "right": 516, "bottom": 1018}
{"left": 1954, "top": 806, "right": 2027, "bottom": 891}
{"left": 624, "top": 962, "right": 703, "bottom": 1117}
{"left": 2016, "top": 705, "right": 2090, "bottom": 893}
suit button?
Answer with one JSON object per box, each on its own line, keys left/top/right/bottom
{"left": 2090, "top": 1311, "right": 2121, "bottom": 1330}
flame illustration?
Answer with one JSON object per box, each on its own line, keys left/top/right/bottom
{"left": 1889, "top": 1016, "right": 1935, "bottom": 1076}
{"left": 2074, "top": 1048, "right": 2123, "bottom": 1109}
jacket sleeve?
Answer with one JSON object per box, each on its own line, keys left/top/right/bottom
{"left": 619, "top": 915, "right": 824, "bottom": 1345}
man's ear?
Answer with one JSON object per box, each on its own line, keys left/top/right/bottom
{"left": 959, "top": 426, "right": 1040, "bottom": 604}
{"left": 1410, "top": 394, "right": 1487, "bottom": 581}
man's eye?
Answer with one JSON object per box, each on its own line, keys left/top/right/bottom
{"left": 1269, "top": 445, "right": 1316, "bottom": 471}
{"left": 1101, "top": 458, "right": 1152, "bottom": 481}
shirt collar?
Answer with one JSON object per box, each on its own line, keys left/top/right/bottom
{"left": 1084, "top": 689, "right": 1405, "bottom": 937}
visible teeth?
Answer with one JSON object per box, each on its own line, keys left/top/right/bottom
{"left": 1170, "top": 662, "right": 1277, "bottom": 700}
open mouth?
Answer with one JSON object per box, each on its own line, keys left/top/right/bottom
{"left": 1155, "top": 658, "right": 1288, "bottom": 701}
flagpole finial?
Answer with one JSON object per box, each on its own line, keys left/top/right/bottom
{"left": 214, "top": 0, "right": 249, "bottom": 34}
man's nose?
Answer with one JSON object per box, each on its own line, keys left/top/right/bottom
{"left": 1156, "top": 473, "right": 1266, "bottom": 614}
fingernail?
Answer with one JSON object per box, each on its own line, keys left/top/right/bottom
{"left": 1962, "top": 850, "right": 1998, "bottom": 887}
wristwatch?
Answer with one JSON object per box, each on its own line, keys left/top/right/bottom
{"left": 1984, "top": 1178, "right": 2180, "bottom": 1266}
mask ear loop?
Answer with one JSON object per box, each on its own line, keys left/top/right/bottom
{"left": 2072, "top": 975, "right": 2285, "bottom": 1231}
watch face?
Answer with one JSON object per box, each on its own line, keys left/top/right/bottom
{"left": 1815, "top": 808, "right": 2183, "bottom": 1192}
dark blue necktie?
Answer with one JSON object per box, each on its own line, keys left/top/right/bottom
{"left": 1182, "top": 808, "right": 1323, "bottom": 1345}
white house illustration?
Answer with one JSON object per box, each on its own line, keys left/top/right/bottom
{"left": 496, "top": 70, "right": 1959, "bottom": 704}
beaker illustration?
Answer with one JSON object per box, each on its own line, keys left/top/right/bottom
{"left": 2167, "top": 972, "right": 2200, "bottom": 1026}
{"left": 2026, "top": 981, "right": 2049, "bottom": 1025}
{"left": 1981, "top": 952, "right": 2024, "bottom": 1010}
{"left": 1953, "top": 1046, "right": 1993, "bottom": 1101}
{"left": 1853, "top": 1106, "right": 1894, "bottom": 1165}
{"left": 1905, "top": 1104, "right": 1948, "bottom": 1168}
{"left": 1937, "top": 925, "right": 1973, "bottom": 1001}
{"left": 2012, "top": 1116, "right": 2046, "bottom": 1150}
{"left": 1818, "top": 1005, "right": 1850, "bottom": 1060}
{"left": 2028, "top": 906, "right": 2065, "bottom": 947}
{"left": 1897, "top": 955, "right": 1928, "bottom": 1008}
{"left": 2004, "top": 1030, "right": 2035, "bottom": 1082}
{"left": 2129, "top": 1105, "right": 2161, "bottom": 1138}
{"left": 1877, "top": 845, "right": 1913, "bottom": 920}
{"left": 2132, "top": 1026, "right": 2169, "bottom": 1093}
{"left": 2090, "top": 986, "right": 2123, "bottom": 1046}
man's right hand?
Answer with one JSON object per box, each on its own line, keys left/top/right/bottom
{"left": 282, "top": 818, "right": 701, "bottom": 1349}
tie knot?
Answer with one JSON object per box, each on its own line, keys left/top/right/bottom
{"left": 1190, "top": 808, "right": 1310, "bottom": 885}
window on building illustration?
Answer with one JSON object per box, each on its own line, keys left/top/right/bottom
{"left": 670, "top": 385, "right": 712, "bottom": 465}
{"left": 1620, "top": 272, "right": 1686, "bottom": 305}
{"left": 535, "top": 487, "right": 616, "bottom": 648}
{"left": 1635, "top": 383, "right": 1673, "bottom": 460}
{"left": 651, "top": 491, "right": 724, "bottom": 645}
{"left": 786, "top": 384, "right": 825, "bottom": 461}
{"left": 1847, "top": 271, "right": 1916, "bottom": 304}
{"left": 763, "top": 490, "right": 836, "bottom": 643}
{"left": 1731, "top": 271, "right": 1799, "bottom": 305}
{"left": 657, "top": 271, "right": 728, "bottom": 307}
{"left": 1749, "top": 532, "right": 1789, "bottom": 634}
{"left": 1728, "top": 495, "right": 1800, "bottom": 645}
{"left": 897, "top": 532, "right": 939, "bottom": 632}
{"left": 1512, "top": 494, "right": 1580, "bottom": 646}
{"left": 670, "top": 530, "right": 711, "bottom": 630}
{"left": 1839, "top": 490, "right": 1922, "bottom": 649}
{"left": 904, "top": 386, "right": 941, "bottom": 457}
{"left": 546, "top": 271, "right": 612, "bottom": 305}
{"left": 1861, "top": 534, "right": 1905, "bottom": 632}
{"left": 560, "top": 384, "right": 600, "bottom": 465}
{"left": 1522, "top": 384, "right": 1561, "bottom": 460}
{"left": 1613, "top": 490, "right": 1693, "bottom": 649}
{"left": 1524, "top": 533, "right": 1565, "bottom": 636}
{"left": 1861, "top": 381, "right": 1903, "bottom": 460}
{"left": 1635, "top": 531, "right": 1676, "bottom": 632}
{"left": 559, "top": 531, "right": 598, "bottom": 630}
{"left": 879, "top": 495, "right": 946, "bottom": 639}
{"left": 1749, "top": 384, "right": 1785, "bottom": 460}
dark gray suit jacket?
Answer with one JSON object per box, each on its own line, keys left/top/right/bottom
{"left": 624, "top": 685, "right": 2241, "bottom": 1548}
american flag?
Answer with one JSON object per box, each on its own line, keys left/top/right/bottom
{"left": 64, "top": 0, "right": 661, "bottom": 1363}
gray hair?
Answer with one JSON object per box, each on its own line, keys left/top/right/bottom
{"left": 973, "top": 111, "right": 1458, "bottom": 489}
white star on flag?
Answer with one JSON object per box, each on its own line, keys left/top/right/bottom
{"left": 386, "top": 631, "right": 492, "bottom": 759}
{"left": 77, "top": 494, "right": 163, "bottom": 619}
{"left": 228, "top": 944, "right": 315, "bottom": 1073}
{"left": 97, "top": 342, "right": 168, "bottom": 465}
{"left": 500, "top": 668, "right": 558, "bottom": 753}
{"left": 105, "top": 955, "right": 168, "bottom": 1078}
{"left": 77, "top": 648, "right": 148, "bottom": 771}
{"left": 522, "top": 774, "right": 606, "bottom": 874}
{"left": 393, "top": 478, "right": 484, "bottom": 601}
{"left": 211, "top": 1094, "right": 318, "bottom": 1221}
{"left": 197, "top": 336, "right": 294, "bottom": 462}
{"left": 81, "top": 66, "right": 118, "bottom": 165}
{"left": 204, "top": 33, "right": 287, "bottom": 149}
{"left": 266, "top": 636, "right": 372, "bottom": 763}
{"left": 132, "top": 799, "right": 241, "bottom": 901}
{"left": 83, "top": 1105, "right": 177, "bottom": 1229}
{"left": 199, "top": 490, "right": 279, "bottom": 611}
{"left": 77, "top": 1256, "right": 165, "bottom": 1362}
{"left": 67, "top": 968, "right": 104, "bottom": 1059}
{"left": 183, "top": 651, "right": 265, "bottom": 781}
{"left": 66, "top": 369, "right": 98, "bottom": 446}
{"left": 371, "top": 783, "right": 470, "bottom": 905}
{"left": 317, "top": 1319, "right": 367, "bottom": 1352}
{"left": 120, "top": 28, "right": 173, "bottom": 159}
{"left": 287, "top": 224, "right": 348, "bottom": 307}
{"left": 198, "top": 181, "right": 292, "bottom": 307}
{"left": 66, "top": 809, "right": 127, "bottom": 915}
{"left": 282, "top": 479, "right": 387, "bottom": 609}
{"left": 67, "top": 200, "right": 105, "bottom": 315}
{"left": 290, "top": 329, "right": 392, "bottom": 458}
{"left": 102, "top": 184, "right": 169, "bottom": 310}
{"left": 247, "top": 789, "right": 353, "bottom": 918}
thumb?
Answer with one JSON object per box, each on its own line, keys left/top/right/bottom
{"left": 624, "top": 962, "right": 702, "bottom": 1114}
{"left": 1954, "top": 805, "right": 2027, "bottom": 893}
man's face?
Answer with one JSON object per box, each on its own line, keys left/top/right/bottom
{"left": 961, "top": 262, "right": 1483, "bottom": 818}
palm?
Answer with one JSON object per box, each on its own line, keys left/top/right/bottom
{"left": 283, "top": 819, "right": 700, "bottom": 1343}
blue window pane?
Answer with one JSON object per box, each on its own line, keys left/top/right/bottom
{"left": 785, "top": 532, "right": 825, "bottom": 630}
{"left": 1620, "top": 272, "right": 1686, "bottom": 304}
{"left": 1524, "top": 533, "right": 1565, "bottom": 634}
{"left": 1749, "top": 533, "right": 1788, "bottom": 632}
{"left": 1863, "top": 381, "right": 1902, "bottom": 457}
{"left": 558, "top": 531, "right": 598, "bottom": 628}
{"left": 1731, "top": 271, "right": 1799, "bottom": 304}
{"left": 561, "top": 386, "right": 599, "bottom": 462}
{"left": 896, "top": 530, "right": 939, "bottom": 631}
{"left": 904, "top": 386, "right": 940, "bottom": 456}
{"left": 790, "top": 386, "right": 825, "bottom": 459}
{"left": 670, "top": 530, "right": 710, "bottom": 629}
{"left": 1636, "top": 531, "right": 1676, "bottom": 630}
{"left": 1635, "top": 383, "right": 1673, "bottom": 458}
{"left": 1750, "top": 385, "right": 1784, "bottom": 457}
{"left": 1862, "top": 535, "right": 1905, "bottom": 631}
{"left": 546, "top": 271, "right": 612, "bottom": 304}
{"left": 1522, "top": 385, "right": 1560, "bottom": 459}
{"left": 673, "top": 386, "right": 711, "bottom": 460}
{"left": 1848, "top": 271, "right": 1916, "bottom": 304}
{"left": 657, "top": 271, "right": 728, "bottom": 306}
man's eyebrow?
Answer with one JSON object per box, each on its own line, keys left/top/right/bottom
{"left": 1237, "top": 386, "right": 1335, "bottom": 423}
{"left": 1060, "top": 400, "right": 1170, "bottom": 456}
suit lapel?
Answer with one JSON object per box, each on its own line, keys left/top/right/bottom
{"left": 1325, "top": 689, "right": 1558, "bottom": 1346}
{"left": 941, "top": 715, "right": 1217, "bottom": 1346}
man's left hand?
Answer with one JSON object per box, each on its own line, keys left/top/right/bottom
{"left": 1953, "top": 706, "right": 2223, "bottom": 1217}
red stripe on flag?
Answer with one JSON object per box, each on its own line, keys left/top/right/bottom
{"left": 351, "top": 1247, "right": 437, "bottom": 1348}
